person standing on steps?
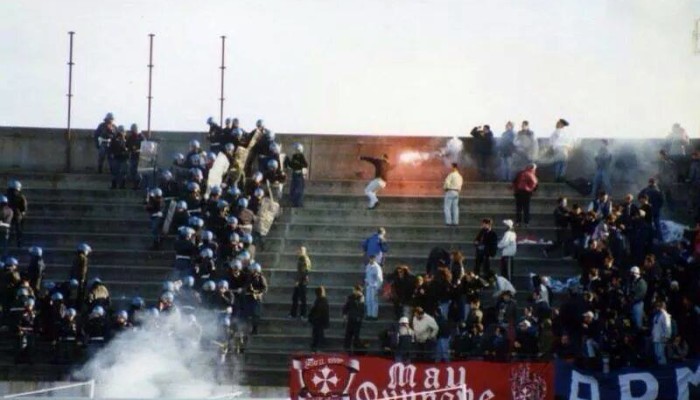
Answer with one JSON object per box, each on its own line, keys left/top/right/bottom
{"left": 6, "top": 180, "right": 27, "bottom": 249}
{"left": 363, "top": 227, "right": 389, "bottom": 265}
{"left": 290, "top": 246, "right": 312, "bottom": 319}
{"left": 308, "top": 286, "right": 329, "bottom": 352}
{"left": 497, "top": 219, "right": 517, "bottom": 282}
{"left": 94, "top": 112, "right": 116, "bottom": 174}
{"left": 0, "top": 196, "right": 13, "bottom": 258}
{"left": 443, "top": 163, "right": 463, "bottom": 226}
{"left": 473, "top": 218, "right": 498, "bottom": 276}
{"left": 512, "top": 163, "right": 539, "bottom": 227}
{"left": 548, "top": 118, "right": 571, "bottom": 182}
{"left": 498, "top": 121, "right": 517, "bottom": 182}
{"left": 364, "top": 254, "right": 383, "bottom": 321}
{"left": 360, "top": 153, "right": 390, "bottom": 210}
{"left": 342, "top": 285, "right": 365, "bottom": 353}
{"left": 70, "top": 243, "right": 92, "bottom": 312}
{"left": 284, "top": 143, "right": 309, "bottom": 207}
{"left": 108, "top": 127, "right": 129, "bottom": 189}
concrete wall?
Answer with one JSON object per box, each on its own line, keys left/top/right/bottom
{"left": 0, "top": 126, "right": 684, "bottom": 185}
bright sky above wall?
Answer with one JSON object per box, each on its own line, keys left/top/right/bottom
{"left": 1, "top": 0, "right": 699, "bottom": 137}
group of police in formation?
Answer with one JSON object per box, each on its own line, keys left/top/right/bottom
{"left": 0, "top": 112, "right": 309, "bottom": 365}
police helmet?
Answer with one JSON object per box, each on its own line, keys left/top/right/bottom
{"left": 237, "top": 197, "right": 249, "bottom": 209}
{"left": 90, "top": 305, "right": 106, "bottom": 318}
{"left": 147, "top": 307, "right": 160, "bottom": 318}
{"left": 202, "top": 280, "right": 216, "bottom": 292}
{"left": 254, "top": 188, "right": 264, "bottom": 198}
{"left": 224, "top": 143, "right": 235, "bottom": 153}
{"left": 162, "top": 170, "right": 173, "bottom": 181}
{"left": 217, "top": 199, "right": 229, "bottom": 210}
{"left": 190, "top": 139, "right": 201, "bottom": 150}
{"left": 131, "top": 296, "right": 145, "bottom": 308}
{"left": 16, "top": 287, "right": 30, "bottom": 298}
{"left": 174, "top": 153, "right": 185, "bottom": 163}
{"left": 232, "top": 260, "right": 243, "bottom": 271}
{"left": 267, "top": 159, "right": 279, "bottom": 171}
{"left": 269, "top": 143, "right": 281, "bottom": 155}
{"left": 210, "top": 185, "right": 222, "bottom": 196}
{"left": 187, "top": 181, "right": 200, "bottom": 193}
{"left": 162, "top": 281, "right": 175, "bottom": 292}
{"left": 77, "top": 243, "right": 92, "bottom": 255}
{"left": 232, "top": 128, "right": 243, "bottom": 138}
{"left": 237, "top": 250, "right": 251, "bottom": 261}
{"left": 160, "top": 291, "right": 175, "bottom": 304}
{"left": 117, "top": 125, "right": 125, "bottom": 134}
{"left": 42, "top": 281, "right": 55, "bottom": 291}
{"left": 5, "top": 257, "right": 18, "bottom": 267}
{"left": 66, "top": 308, "right": 77, "bottom": 318}
{"left": 226, "top": 215, "right": 238, "bottom": 226}
{"left": 0, "top": 196, "right": 7, "bottom": 204}
{"left": 178, "top": 225, "right": 191, "bottom": 238}
{"left": 89, "top": 277, "right": 102, "bottom": 286}
{"left": 116, "top": 310, "right": 129, "bottom": 321}
{"left": 130, "top": 123, "right": 139, "bottom": 132}
{"left": 256, "top": 119, "right": 264, "bottom": 128}
{"left": 253, "top": 172, "right": 263, "bottom": 183}
{"left": 225, "top": 117, "right": 232, "bottom": 125}
{"left": 229, "top": 233, "right": 240, "bottom": 243}
{"left": 207, "top": 152, "right": 217, "bottom": 163}
{"left": 188, "top": 216, "right": 204, "bottom": 229}
{"left": 228, "top": 186, "right": 241, "bottom": 197}
{"left": 190, "top": 168, "right": 203, "bottom": 180}
{"left": 29, "top": 246, "right": 43, "bottom": 257}
{"left": 69, "top": 279, "right": 79, "bottom": 288}
{"left": 150, "top": 188, "right": 163, "bottom": 198}
{"left": 24, "top": 298, "right": 35, "bottom": 309}
{"left": 105, "top": 112, "right": 115, "bottom": 121}
{"left": 251, "top": 263, "right": 262, "bottom": 273}
{"left": 176, "top": 200, "right": 188, "bottom": 210}
{"left": 182, "top": 276, "right": 195, "bottom": 288}
{"left": 8, "top": 180, "right": 22, "bottom": 191}
{"left": 201, "top": 230, "right": 214, "bottom": 242}
{"left": 217, "top": 280, "right": 229, "bottom": 290}
{"left": 241, "top": 233, "right": 253, "bottom": 245}
{"left": 51, "top": 292, "right": 64, "bottom": 302}
{"left": 199, "top": 248, "right": 214, "bottom": 259}
{"left": 206, "top": 117, "right": 215, "bottom": 125}
{"left": 293, "top": 143, "right": 304, "bottom": 153}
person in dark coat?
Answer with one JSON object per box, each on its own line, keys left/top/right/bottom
{"left": 308, "top": 286, "right": 330, "bottom": 351}
{"left": 108, "top": 128, "right": 130, "bottom": 189}
{"left": 26, "top": 246, "right": 45, "bottom": 294}
{"left": 342, "top": 285, "right": 365, "bottom": 352}
{"left": 468, "top": 125, "right": 495, "bottom": 181}
{"left": 473, "top": 219, "right": 498, "bottom": 275}
{"left": 638, "top": 178, "right": 664, "bottom": 239}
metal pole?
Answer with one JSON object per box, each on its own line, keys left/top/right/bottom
{"left": 147, "top": 33, "right": 155, "bottom": 136}
{"left": 65, "top": 31, "right": 75, "bottom": 172}
{"left": 219, "top": 35, "right": 226, "bottom": 126}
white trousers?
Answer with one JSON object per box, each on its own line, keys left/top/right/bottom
{"left": 444, "top": 190, "right": 460, "bottom": 225}
{"left": 364, "top": 178, "right": 386, "bottom": 207}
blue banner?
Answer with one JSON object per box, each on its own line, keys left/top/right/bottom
{"left": 555, "top": 360, "right": 700, "bottom": 400}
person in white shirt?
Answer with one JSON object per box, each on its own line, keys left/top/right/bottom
{"left": 548, "top": 118, "right": 571, "bottom": 182}
{"left": 443, "top": 163, "right": 464, "bottom": 226}
{"left": 651, "top": 301, "right": 672, "bottom": 365}
{"left": 497, "top": 219, "right": 517, "bottom": 281}
{"left": 411, "top": 307, "right": 438, "bottom": 359}
{"left": 364, "top": 255, "right": 383, "bottom": 320}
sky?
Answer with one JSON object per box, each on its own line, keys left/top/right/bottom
{"left": 1, "top": 0, "right": 699, "bottom": 137}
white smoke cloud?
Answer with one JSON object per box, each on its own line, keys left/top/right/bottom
{"left": 75, "top": 310, "right": 245, "bottom": 399}
{"left": 398, "top": 137, "right": 467, "bottom": 167}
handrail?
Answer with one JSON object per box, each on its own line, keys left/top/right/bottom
{"left": 3, "top": 380, "right": 95, "bottom": 399}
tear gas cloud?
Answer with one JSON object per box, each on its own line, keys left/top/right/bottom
{"left": 75, "top": 310, "right": 244, "bottom": 399}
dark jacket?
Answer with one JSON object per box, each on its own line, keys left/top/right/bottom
{"left": 360, "top": 156, "right": 390, "bottom": 181}
{"left": 469, "top": 127, "right": 495, "bottom": 155}
{"left": 638, "top": 185, "right": 663, "bottom": 214}
{"left": 109, "top": 136, "right": 129, "bottom": 161}
{"left": 6, "top": 189, "right": 27, "bottom": 221}
{"left": 126, "top": 133, "right": 144, "bottom": 160}
{"left": 342, "top": 292, "right": 365, "bottom": 321}
{"left": 284, "top": 153, "right": 309, "bottom": 173}
{"left": 475, "top": 228, "right": 498, "bottom": 257}
{"left": 309, "top": 297, "right": 330, "bottom": 329}
{"left": 553, "top": 205, "right": 570, "bottom": 228}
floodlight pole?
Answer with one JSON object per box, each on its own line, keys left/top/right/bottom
{"left": 147, "top": 34, "right": 155, "bottom": 136}
{"left": 219, "top": 35, "right": 226, "bottom": 126}
{"left": 65, "top": 31, "right": 75, "bottom": 172}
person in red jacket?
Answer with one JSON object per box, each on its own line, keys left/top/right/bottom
{"left": 512, "top": 164, "right": 539, "bottom": 227}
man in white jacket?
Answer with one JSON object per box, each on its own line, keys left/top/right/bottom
{"left": 364, "top": 255, "right": 383, "bottom": 320}
{"left": 497, "top": 219, "right": 517, "bottom": 281}
{"left": 651, "top": 301, "right": 672, "bottom": 365}
{"left": 411, "top": 307, "right": 438, "bottom": 360}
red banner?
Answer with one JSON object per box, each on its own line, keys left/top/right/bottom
{"left": 289, "top": 354, "right": 554, "bottom": 400}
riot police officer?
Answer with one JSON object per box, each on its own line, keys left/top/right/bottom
{"left": 69, "top": 243, "right": 92, "bottom": 312}
{"left": 146, "top": 188, "right": 165, "bottom": 249}
{"left": 6, "top": 180, "right": 27, "bottom": 248}
{"left": 109, "top": 127, "right": 129, "bottom": 189}
{"left": 27, "top": 246, "right": 45, "bottom": 293}
{"left": 206, "top": 117, "right": 223, "bottom": 154}
{"left": 0, "top": 196, "right": 13, "bottom": 257}
{"left": 126, "top": 123, "right": 145, "bottom": 189}
{"left": 245, "top": 263, "right": 267, "bottom": 335}
{"left": 94, "top": 112, "right": 116, "bottom": 173}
